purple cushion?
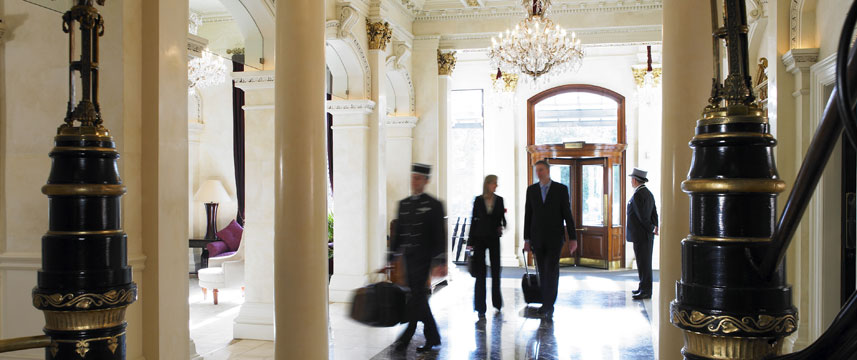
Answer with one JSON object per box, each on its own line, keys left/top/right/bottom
{"left": 206, "top": 241, "right": 230, "bottom": 258}
{"left": 216, "top": 220, "right": 243, "bottom": 252}
{"left": 212, "top": 251, "right": 237, "bottom": 258}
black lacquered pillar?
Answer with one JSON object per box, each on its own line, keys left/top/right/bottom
{"left": 30, "top": 1, "right": 135, "bottom": 359}
{"left": 669, "top": 1, "right": 797, "bottom": 358}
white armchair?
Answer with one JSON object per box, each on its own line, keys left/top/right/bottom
{"left": 198, "top": 235, "right": 245, "bottom": 305}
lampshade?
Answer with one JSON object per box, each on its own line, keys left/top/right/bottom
{"left": 194, "top": 179, "right": 230, "bottom": 203}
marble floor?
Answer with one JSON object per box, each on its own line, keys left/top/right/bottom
{"left": 189, "top": 266, "right": 659, "bottom": 360}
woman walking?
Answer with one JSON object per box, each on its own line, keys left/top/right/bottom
{"left": 468, "top": 175, "right": 507, "bottom": 318}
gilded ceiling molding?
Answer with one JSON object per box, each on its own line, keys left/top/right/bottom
{"left": 437, "top": 50, "right": 457, "bottom": 76}
{"left": 415, "top": 1, "right": 662, "bottom": 22}
{"left": 367, "top": 20, "right": 393, "bottom": 51}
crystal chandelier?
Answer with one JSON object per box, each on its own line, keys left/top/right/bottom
{"left": 188, "top": 50, "right": 228, "bottom": 94}
{"left": 488, "top": 0, "right": 584, "bottom": 84}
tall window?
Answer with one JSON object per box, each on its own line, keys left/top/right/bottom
{"left": 449, "top": 89, "right": 484, "bottom": 220}
{"left": 528, "top": 85, "right": 626, "bottom": 146}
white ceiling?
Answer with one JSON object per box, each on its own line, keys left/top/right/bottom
{"left": 189, "top": 0, "right": 229, "bottom": 15}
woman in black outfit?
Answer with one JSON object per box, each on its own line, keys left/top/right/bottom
{"left": 468, "top": 175, "right": 507, "bottom": 317}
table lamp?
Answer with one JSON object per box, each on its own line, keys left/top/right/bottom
{"left": 194, "top": 179, "right": 231, "bottom": 240}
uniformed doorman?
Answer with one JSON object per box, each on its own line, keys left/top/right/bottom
{"left": 391, "top": 163, "right": 448, "bottom": 353}
{"left": 627, "top": 168, "right": 659, "bottom": 300}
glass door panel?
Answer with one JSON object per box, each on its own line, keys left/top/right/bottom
{"left": 581, "top": 164, "right": 604, "bottom": 226}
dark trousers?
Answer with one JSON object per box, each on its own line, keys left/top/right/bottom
{"left": 472, "top": 236, "right": 502, "bottom": 313}
{"left": 532, "top": 244, "right": 561, "bottom": 310}
{"left": 398, "top": 255, "right": 440, "bottom": 344}
{"left": 633, "top": 237, "right": 654, "bottom": 294}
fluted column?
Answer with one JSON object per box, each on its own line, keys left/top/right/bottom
{"left": 659, "top": 0, "right": 712, "bottom": 359}
{"left": 274, "top": 0, "right": 329, "bottom": 358}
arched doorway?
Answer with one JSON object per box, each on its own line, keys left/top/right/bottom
{"left": 526, "top": 85, "right": 627, "bottom": 270}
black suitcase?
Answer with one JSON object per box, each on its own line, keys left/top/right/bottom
{"left": 521, "top": 249, "right": 542, "bottom": 304}
{"left": 350, "top": 281, "right": 407, "bottom": 327}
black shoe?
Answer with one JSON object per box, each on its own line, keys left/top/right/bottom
{"left": 494, "top": 304, "right": 503, "bottom": 311}
{"left": 632, "top": 289, "right": 641, "bottom": 295}
{"left": 632, "top": 293, "right": 651, "bottom": 300}
{"left": 477, "top": 311, "right": 486, "bottom": 319}
{"left": 394, "top": 341, "right": 409, "bottom": 352}
{"left": 416, "top": 341, "right": 441, "bottom": 352}
{"left": 537, "top": 306, "right": 554, "bottom": 318}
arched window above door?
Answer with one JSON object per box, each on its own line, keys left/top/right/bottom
{"left": 528, "top": 84, "right": 626, "bottom": 146}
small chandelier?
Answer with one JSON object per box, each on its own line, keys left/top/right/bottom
{"left": 488, "top": 0, "right": 584, "bottom": 84}
{"left": 188, "top": 50, "right": 228, "bottom": 93}
{"left": 491, "top": 68, "right": 519, "bottom": 93}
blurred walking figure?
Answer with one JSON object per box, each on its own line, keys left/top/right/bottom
{"left": 524, "top": 160, "right": 577, "bottom": 318}
{"left": 626, "top": 168, "right": 659, "bottom": 300}
{"left": 468, "top": 175, "right": 507, "bottom": 318}
{"left": 391, "top": 163, "right": 448, "bottom": 353}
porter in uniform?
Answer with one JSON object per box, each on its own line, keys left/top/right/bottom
{"left": 626, "top": 168, "right": 659, "bottom": 300}
{"left": 391, "top": 163, "right": 447, "bottom": 352}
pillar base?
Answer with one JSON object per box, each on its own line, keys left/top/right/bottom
{"left": 233, "top": 302, "right": 274, "bottom": 340}
{"left": 329, "top": 273, "right": 370, "bottom": 303}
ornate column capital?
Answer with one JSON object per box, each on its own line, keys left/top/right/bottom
{"left": 366, "top": 20, "right": 392, "bottom": 51}
{"left": 437, "top": 50, "right": 457, "bottom": 76}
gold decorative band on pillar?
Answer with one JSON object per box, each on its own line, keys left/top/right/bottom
{"left": 690, "top": 132, "right": 774, "bottom": 142}
{"left": 41, "top": 184, "right": 127, "bottom": 196}
{"left": 43, "top": 306, "right": 129, "bottom": 331}
{"left": 681, "top": 179, "right": 786, "bottom": 194}
{"left": 681, "top": 332, "right": 786, "bottom": 360}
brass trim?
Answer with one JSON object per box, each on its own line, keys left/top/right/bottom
{"left": 682, "top": 331, "right": 785, "bottom": 359}
{"left": 672, "top": 309, "right": 797, "bottom": 335}
{"left": 41, "top": 184, "right": 126, "bottom": 196}
{"left": 559, "top": 257, "right": 622, "bottom": 270}
{"left": 681, "top": 179, "right": 786, "bottom": 194}
{"left": 57, "top": 125, "right": 111, "bottom": 137}
{"left": 43, "top": 306, "right": 128, "bottom": 331}
{"left": 0, "top": 335, "right": 52, "bottom": 353}
{"left": 34, "top": 288, "right": 136, "bottom": 310}
{"left": 51, "top": 146, "right": 118, "bottom": 153}
{"left": 691, "top": 132, "right": 774, "bottom": 141}
{"left": 54, "top": 332, "right": 125, "bottom": 358}
{"left": 686, "top": 235, "right": 771, "bottom": 243}
{"left": 46, "top": 229, "right": 124, "bottom": 236}
{"left": 697, "top": 114, "right": 768, "bottom": 126}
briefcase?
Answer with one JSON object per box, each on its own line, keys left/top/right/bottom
{"left": 521, "top": 249, "right": 542, "bottom": 304}
{"left": 349, "top": 281, "right": 407, "bottom": 327}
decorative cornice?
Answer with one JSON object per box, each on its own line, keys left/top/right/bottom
{"left": 437, "top": 50, "right": 457, "bottom": 76}
{"left": 200, "top": 12, "right": 234, "bottom": 24}
{"left": 367, "top": 20, "right": 393, "bottom": 51}
{"left": 415, "top": 1, "right": 662, "bottom": 22}
{"left": 187, "top": 34, "right": 209, "bottom": 59}
{"left": 326, "top": 99, "right": 376, "bottom": 115}
{"left": 232, "top": 71, "right": 275, "bottom": 90}
{"left": 386, "top": 115, "right": 418, "bottom": 127}
{"left": 782, "top": 48, "right": 819, "bottom": 74}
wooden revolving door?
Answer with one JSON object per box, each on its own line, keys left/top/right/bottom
{"left": 527, "top": 85, "right": 627, "bottom": 270}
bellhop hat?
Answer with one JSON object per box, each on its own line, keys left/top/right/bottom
{"left": 412, "top": 163, "right": 432, "bottom": 176}
{"left": 629, "top": 168, "right": 649, "bottom": 183}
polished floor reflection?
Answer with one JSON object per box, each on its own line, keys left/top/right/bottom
{"left": 369, "top": 266, "right": 658, "bottom": 360}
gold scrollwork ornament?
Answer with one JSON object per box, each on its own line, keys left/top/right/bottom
{"left": 673, "top": 309, "right": 797, "bottom": 335}
{"left": 34, "top": 289, "right": 136, "bottom": 310}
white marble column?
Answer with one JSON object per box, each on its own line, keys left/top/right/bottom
{"left": 385, "top": 116, "right": 418, "bottom": 226}
{"left": 274, "top": 0, "right": 329, "bottom": 357}
{"left": 412, "top": 37, "right": 440, "bottom": 196}
{"left": 438, "top": 74, "right": 452, "bottom": 206}
{"left": 231, "top": 71, "right": 276, "bottom": 340}
{"left": 660, "top": 0, "right": 712, "bottom": 358}
{"left": 367, "top": 29, "right": 389, "bottom": 275}
{"left": 328, "top": 100, "right": 375, "bottom": 302}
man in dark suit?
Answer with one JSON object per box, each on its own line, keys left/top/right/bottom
{"left": 524, "top": 160, "right": 577, "bottom": 318}
{"left": 626, "top": 168, "right": 659, "bottom": 300}
{"left": 391, "top": 163, "right": 447, "bottom": 353}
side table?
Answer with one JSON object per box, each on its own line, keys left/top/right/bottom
{"left": 189, "top": 238, "right": 217, "bottom": 274}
